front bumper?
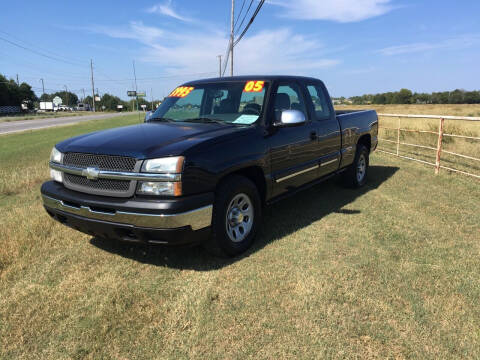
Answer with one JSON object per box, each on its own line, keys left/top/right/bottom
{"left": 41, "top": 181, "right": 213, "bottom": 245}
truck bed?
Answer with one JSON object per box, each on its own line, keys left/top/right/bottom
{"left": 335, "top": 109, "right": 378, "bottom": 124}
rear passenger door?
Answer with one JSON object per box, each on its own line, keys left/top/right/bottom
{"left": 304, "top": 82, "right": 341, "bottom": 177}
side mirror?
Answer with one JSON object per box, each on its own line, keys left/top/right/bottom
{"left": 144, "top": 111, "right": 153, "bottom": 122}
{"left": 274, "top": 109, "right": 306, "bottom": 127}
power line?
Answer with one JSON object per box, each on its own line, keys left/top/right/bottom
{"left": 233, "top": 0, "right": 265, "bottom": 47}
{"left": 234, "top": 0, "right": 247, "bottom": 33}
{"left": 234, "top": 0, "right": 254, "bottom": 35}
{"left": 94, "top": 71, "right": 218, "bottom": 82}
{"left": 221, "top": 38, "right": 232, "bottom": 77}
{"left": 0, "top": 30, "right": 87, "bottom": 66}
{"left": 0, "top": 36, "right": 86, "bottom": 68}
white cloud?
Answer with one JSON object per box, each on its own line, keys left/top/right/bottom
{"left": 267, "top": 0, "right": 394, "bottom": 22}
{"left": 378, "top": 34, "right": 480, "bottom": 56}
{"left": 89, "top": 23, "right": 340, "bottom": 76}
{"left": 146, "top": 1, "right": 192, "bottom": 22}
{"left": 88, "top": 22, "right": 164, "bottom": 45}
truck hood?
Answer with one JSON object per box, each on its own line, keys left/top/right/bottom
{"left": 56, "top": 122, "right": 247, "bottom": 159}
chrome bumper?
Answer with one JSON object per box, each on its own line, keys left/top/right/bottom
{"left": 42, "top": 195, "right": 212, "bottom": 231}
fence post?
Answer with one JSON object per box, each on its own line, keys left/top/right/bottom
{"left": 396, "top": 117, "right": 401, "bottom": 156}
{"left": 435, "top": 117, "right": 445, "bottom": 175}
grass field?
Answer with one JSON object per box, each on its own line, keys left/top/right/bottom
{"left": 0, "top": 112, "right": 92, "bottom": 123}
{"left": 1, "top": 111, "right": 479, "bottom": 359}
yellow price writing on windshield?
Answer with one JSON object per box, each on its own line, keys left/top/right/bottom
{"left": 169, "top": 86, "right": 195, "bottom": 98}
{"left": 243, "top": 80, "right": 265, "bottom": 92}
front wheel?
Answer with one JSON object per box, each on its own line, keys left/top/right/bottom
{"left": 205, "top": 175, "right": 261, "bottom": 257}
{"left": 342, "top": 144, "right": 369, "bottom": 188}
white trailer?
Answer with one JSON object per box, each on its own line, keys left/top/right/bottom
{"left": 39, "top": 102, "right": 55, "bottom": 112}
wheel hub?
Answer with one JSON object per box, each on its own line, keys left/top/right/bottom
{"left": 228, "top": 208, "right": 244, "bottom": 226}
{"left": 225, "top": 193, "right": 254, "bottom": 243}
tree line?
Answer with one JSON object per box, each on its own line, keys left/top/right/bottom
{"left": 0, "top": 74, "right": 37, "bottom": 109}
{"left": 349, "top": 89, "right": 480, "bottom": 105}
{"left": 0, "top": 74, "right": 157, "bottom": 111}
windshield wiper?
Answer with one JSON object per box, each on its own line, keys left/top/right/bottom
{"left": 148, "top": 117, "right": 176, "bottom": 123}
{"left": 182, "top": 117, "right": 228, "bottom": 124}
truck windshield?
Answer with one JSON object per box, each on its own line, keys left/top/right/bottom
{"left": 150, "top": 80, "right": 269, "bottom": 125}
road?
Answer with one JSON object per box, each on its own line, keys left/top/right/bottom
{"left": 0, "top": 112, "right": 137, "bottom": 135}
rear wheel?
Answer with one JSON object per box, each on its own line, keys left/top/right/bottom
{"left": 205, "top": 175, "right": 261, "bottom": 257}
{"left": 343, "top": 144, "right": 369, "bottom": 188}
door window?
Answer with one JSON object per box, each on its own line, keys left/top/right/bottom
{"left": 306, "top": 84, "right": 332, "bottom": 120}
{"left": 273, "top": 84, "right": 307, "bottom": 121}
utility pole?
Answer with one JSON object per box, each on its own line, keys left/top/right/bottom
{"left": 151, "top": 88, "right": 154, "bottom": 111}
{"left": 82, "top": 88, "right": 85, "bottom": 102}
{"left": 90, "top": 59, "right": 96, "bottom": 112}
{"left": 217, "top": 55, "right": 222, "bottom": 77}
{"left": 39, "top": 78, "right": 45, "bottom": 98}
{"left": 16, "top": 74, "right": 19, "bottom": 85}
{"left": 230, "top": 0, "right": 235, "bottom": 76}
{"left": 64, "top": 85, "right": 69, "bottom": 107}
{"left": 133, "top": 60, "right": 139, "bottom": 119}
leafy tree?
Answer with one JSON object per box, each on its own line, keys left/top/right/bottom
{"left": 464, "top": 91, "right": 480, "bottom": 104}
{"left": 448, "top": 89, "right": 465, "bottom": 104}
{"left": 392, "top": 89, "right": 413, "bottom": 104}
{"left": 431, "top": 92, "right": 449, "bottom": 104}
{"left": 0, "top": 74, "right": 37, "bottom": 107}
{"left": 51, "top": 91, "right": 78, "bottom": 107}
{"left": 373, "top": 93, "right": 387, "bottom": 104}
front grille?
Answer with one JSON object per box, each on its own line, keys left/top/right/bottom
{"left": 62, "top": 152, "right": 140, "bottom": 197}
{"left": 64, "top": 174, "right": 131, "bottom": 192}
{"left": 64, "top": 152, "right": 137, "bottom": 172}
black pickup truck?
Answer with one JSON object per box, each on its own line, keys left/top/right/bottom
{"left": 41, "top": 76, "right": 378, "bottom": 256}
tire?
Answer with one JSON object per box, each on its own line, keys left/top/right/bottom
{"left": 204, "top": 175, "right": 262, "bottom": 257}
{"left": 343, "top": 144, "right": 369, "bottom": 188}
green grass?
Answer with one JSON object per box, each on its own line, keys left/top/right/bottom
{"left": 0, "top": 112, "right": 89, "bottom": 123}
{"left": 1, "top": 113, "right": 480, "bottom": 359}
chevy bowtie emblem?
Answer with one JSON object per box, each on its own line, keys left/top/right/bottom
{"left": 82, "top": 167, "right": 100, "bottom": 180}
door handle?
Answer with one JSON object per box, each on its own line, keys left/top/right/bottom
{"left": 310, "top": 131, "right": 317, "bottom": 140}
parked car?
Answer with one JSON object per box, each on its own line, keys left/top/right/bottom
{"left": 41, "top": 76, "right": 378, "bottom": 256}
{"left": 57, "top": 105, "right": 71, "bottom": 112}
{"left": 76, "top": 103, "right": 91, "bottom": 111}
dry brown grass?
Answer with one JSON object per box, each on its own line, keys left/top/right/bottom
{"left": 336, "top": 104, "right": 480, "bottom": 178}
{"left": 336, "top": 103, "right": 480, "bottom": 117}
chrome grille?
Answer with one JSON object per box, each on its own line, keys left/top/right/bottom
{"left": 63, "top": 153, "right": 137, "bottom": 172}
{"left": 62, "top": 152, "right": 139, "bottom": 197}
{"left": 64, "top": 174, "right": 130, "bottom": 192}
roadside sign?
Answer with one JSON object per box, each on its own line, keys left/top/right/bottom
{"left": 95, "top": 96, "right": 101, "bottom": 101}
{"left": 52, "top": 96, "right": 62, "bottom": 105}
{"left": 127, "top": 91, "right": 136, "bottom": 97}
{"left": 137, "top": 92, "right": 146, "bottom": 97}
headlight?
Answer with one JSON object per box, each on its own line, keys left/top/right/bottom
{"left": 49, "top": 147, "right": 64, "bottom": 183}
{"left": 50, "top": 147, "right": 63, "bottom": 163}
{"left": 50, "top": 169, "right": 63, "bottom": 183}
{"left": 137, "top": 181, "right": 182, "bottom": 196}
{"left": 142, "top": 156, "right": 184, "bottom": 173}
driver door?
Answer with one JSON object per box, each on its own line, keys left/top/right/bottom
{"left": 269, "top": 82, "right": 320, "bottom": 198}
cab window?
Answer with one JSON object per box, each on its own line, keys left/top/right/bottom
{"left": 273, "top": 83, "right": 307, "bottom": 121}
{"left": 306, "top": 84, "right": 332, "bottom": 120}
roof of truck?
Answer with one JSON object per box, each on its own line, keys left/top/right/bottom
{"left": 184, "top": 75, "right": 323, "bottom": 85}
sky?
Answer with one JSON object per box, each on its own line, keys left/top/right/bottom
{"left": 1, "top": 0, "right": 479, "bottom": 100}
